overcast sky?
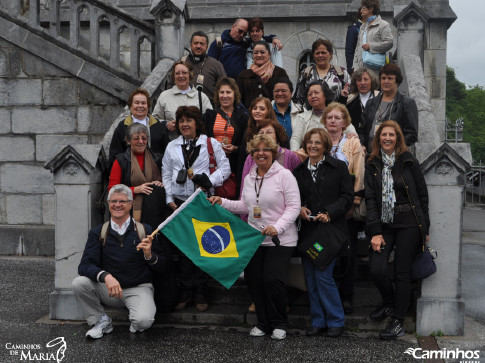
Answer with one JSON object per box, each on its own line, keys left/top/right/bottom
{"left": 447, "top": 0, "right": 484, "bottom": 87}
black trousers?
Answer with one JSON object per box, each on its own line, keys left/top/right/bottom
{"left": 369, "top": 226, "right": 421, "bottom": 320}
{"left": 173, "top": 198, "right": 209, "bottom": 302}
{"left": 245, "top": 245, "right": 295, "bottom": 332}
{"left": 338, "top": 218, "right": 363, "bottom": 302}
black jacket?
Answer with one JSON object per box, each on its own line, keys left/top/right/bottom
{"left": 78, "top": 219, "right": 166, "bottom": 288}
{"left": 293, "top": 155, "right": 354, "bottom": 241}
{"left": 364, "top": 151, "right": 430, "bottom": 244}
{"left": 359, "top": 91, "right": 418, "bottom": 149}
{"left": 203, "top": 107, "right": 249, "bottom": 196}
{"left": 237, "top": 66, "right": 290, "bottom": 110}
{"left": 108, "top": 114, "right": 169, "bottom": 169}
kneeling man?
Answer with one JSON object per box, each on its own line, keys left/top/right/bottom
{"left": 72, "top": 184, "right": 165, "bottom": 338}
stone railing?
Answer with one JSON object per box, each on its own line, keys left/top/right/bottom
{"left": 2, "top": 0, "right": 155, "bottom": 81}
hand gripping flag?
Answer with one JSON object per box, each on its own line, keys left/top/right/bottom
{"left": 157, "top": 189, "right": 265, "bottom": 289}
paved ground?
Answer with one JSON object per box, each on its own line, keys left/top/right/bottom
{"left": 0, "top": 206, "right": 484, "bottom": 363}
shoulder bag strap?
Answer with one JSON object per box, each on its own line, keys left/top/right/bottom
{"left": 99, "top": 221, "right": 110, "bottom": 247}
{"left": 206, "top": 137, "right": 217, "bottom": 175}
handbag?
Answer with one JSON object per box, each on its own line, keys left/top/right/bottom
{"left": 206, "top": 137, "right": 237, "bottom": 199}
{"left": 412, "top": 246, "right": 437, "bottom": 280}
{"left": 362, "top": 30, "right": 386, "bottom": 68}
{"left": 351, "top": 198, "right": 367, "bottom": 221}
{"left": 297, "top": 221, "right": 348, "bottom": 271}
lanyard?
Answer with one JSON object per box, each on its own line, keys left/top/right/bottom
{"left": 254, "top": 173, "right": 265, "bottom": 204}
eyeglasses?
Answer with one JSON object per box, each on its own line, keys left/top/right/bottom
{"left": 109, "top": 200, "right": 132, "bottom": 205}
{"left": 274, "top": 89, "right": 289, "bottom": 94}
{"left": 253, "top": 50, "right": 267, "bottom": 55}
{"left": 131, "top": 136, "right": 148, "bottom": 142}
{"left": 251, "top": 148, "right": 272, "bottom": 153}
{"left": 306, "top": 141, "right": 323, "bottom": 146}
{"left": 236, "top": 28, "right": 246, "bottom": 35}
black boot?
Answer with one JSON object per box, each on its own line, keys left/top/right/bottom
{"left": 369, "top": 304, "right": 393, "bottom": 321}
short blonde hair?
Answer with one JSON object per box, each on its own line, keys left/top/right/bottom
{"left": 322, "top": 102, "right": 352, "bottom": 131}
{"left": 247, "top": 134, "right": 279, "bottom": 161}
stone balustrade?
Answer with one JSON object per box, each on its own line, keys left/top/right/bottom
{"left": 2, "top": 0, "right": 155, "bottom": 80}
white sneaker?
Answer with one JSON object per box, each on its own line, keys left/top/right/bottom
{"left": 271, "top": 329, "right": 286, "bottom": 340}
{"left": 249, "top": 326, "right": 266, "bottom": 337}
{"left": 86, "top": 317, "right": 113, "bottom": 339}
{"left": 129, "top": 324, "right": 145, "bottom": 333}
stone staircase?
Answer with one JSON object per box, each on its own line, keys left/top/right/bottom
{"left": 0, "top": 0, "right": 155, "bottom": 100}
{"left": 106, "top": 255, "right": 418, "bottom": 333}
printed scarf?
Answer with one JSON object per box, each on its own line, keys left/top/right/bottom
{"left": 381, "top": 151, "right": 395, "bottom": 223}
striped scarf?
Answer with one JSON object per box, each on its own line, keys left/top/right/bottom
{"left": 381, "top": 151, "right": 395, "bottom": 223}
{"left": 250, "top": 60, "right": 275, "bottom": 84}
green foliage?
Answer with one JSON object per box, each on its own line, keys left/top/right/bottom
{"left": 446, "top": 67, "right": 485, "bottom": 162}
{"left": 430, "top": 330, "right": 444, "bottom": 337}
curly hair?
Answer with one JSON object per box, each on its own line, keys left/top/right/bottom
{"left": 175, "top": 105, "right": 205, "bottom": 136}
{"left": 247, "top": 134, "right": 279, "bottom": 161}
{"left": 349, "top": 68, "right": 379, "bottom": 94}
{"left": 322, "top": 102, "right": 352, "bottom": 131}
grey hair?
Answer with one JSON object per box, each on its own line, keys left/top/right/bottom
{"left": 107, "top": 184, "right": 133, "bottom": 202}
{"left": 126, "top": 123, "right": 149, "bottom": 142}
{"left": 350, "top": 67, "right": 379, "bottom": 94}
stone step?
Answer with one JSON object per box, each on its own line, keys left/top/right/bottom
{"left": 105, "top": 305, "right": 416, "bottom": 333}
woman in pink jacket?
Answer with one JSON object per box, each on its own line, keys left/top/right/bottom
{"left": 210, "top": 134, "right": 301, "bottom": 340}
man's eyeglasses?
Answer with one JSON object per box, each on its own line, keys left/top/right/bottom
{"left": 109, "top": 200, "right": 132, "bottom": 205}
{"left": 236, "top": 28, "right": 246, "bottom": 35}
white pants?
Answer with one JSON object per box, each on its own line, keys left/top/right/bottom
{"left": 72, "top": 276, "right": 156, "bottom": 331}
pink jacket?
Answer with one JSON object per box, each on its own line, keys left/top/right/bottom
{"left": 222, "top": 162, "right": 301, "bottom": 247}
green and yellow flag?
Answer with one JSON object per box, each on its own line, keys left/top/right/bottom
{"left": 158, "top": 189, "right": 265, "bottom": 289}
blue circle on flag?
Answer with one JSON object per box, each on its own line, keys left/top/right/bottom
{"left": 201, "top": 225, "right": 230, "bottom": 254}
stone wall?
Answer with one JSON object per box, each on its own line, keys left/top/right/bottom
{"left": 0, "top": 37, "right": 123, "bottom": 255}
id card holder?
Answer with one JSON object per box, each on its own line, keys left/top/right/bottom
{"left": 253, "top": 206, "right": 262, "bottom": 219}
{"left": 197, "top": 74, "right": 204, "bottom": 85}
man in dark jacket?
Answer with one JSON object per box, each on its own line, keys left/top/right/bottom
{"left": 208, "top": 19, "right": 281, "bottom": 79}
{"left": 72, "top": 184, "right": 165, "bottom": 339}
{"left": 345, "top": 9, "right": 363, "bottom": 75}
{"left": 167, "top": 31, "right": 227, "bottom": 103}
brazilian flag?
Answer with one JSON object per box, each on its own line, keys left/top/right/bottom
{"left": 158, "top": 189, "right": 265, "bottom": 289}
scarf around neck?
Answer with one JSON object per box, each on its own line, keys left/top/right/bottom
{"left": 130, "top": 149, "right": 161, "bottom": 221}
{"left": 381, "top": 150, "right": 396, "bottom": 223}
{"left": 250, "top": 60, "right": 275, "bottom": 83}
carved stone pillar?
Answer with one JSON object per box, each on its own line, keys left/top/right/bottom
{"left": 44, "top": 145, "right": 107, "bottom": 320}
{"left": 150, "top": 0, "right": 186, "bottom": 62}
{"left": 416, "top": 143, "right": 470, "bottom": 336}
{"left": 394, "top": 3, "right": 428, "bottom": 92}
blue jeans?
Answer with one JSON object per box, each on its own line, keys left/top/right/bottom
{"left": 303, "top": 258, "right": 345, "bottom": 328}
